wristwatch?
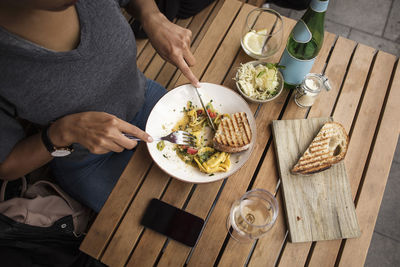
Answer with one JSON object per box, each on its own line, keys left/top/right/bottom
{"left": 41, "top": 124, "right": 73, "bottom": 157}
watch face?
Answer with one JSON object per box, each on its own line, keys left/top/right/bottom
{"left": 51, "top": 149, "right": 72, "bottom": 157}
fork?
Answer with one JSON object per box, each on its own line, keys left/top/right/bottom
{"left": 192, "top": 85, "right": 217, "bottom": 131}
{"left": 124, "top": 131, "right": 196, "bottom": 146}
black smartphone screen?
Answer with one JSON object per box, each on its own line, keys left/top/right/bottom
{"left": 141, "top": 198, "right": 204, "bottom": 247}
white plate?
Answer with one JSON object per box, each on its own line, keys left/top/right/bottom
{"left": 145, "top": 82, "right": 257, "bottom": 183}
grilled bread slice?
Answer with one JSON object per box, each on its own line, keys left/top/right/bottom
{"left": 213, "top": 112, "right": 252, "bottom": 153}
{"left": 291, "top": 122, "right": 349, "bottom": 175}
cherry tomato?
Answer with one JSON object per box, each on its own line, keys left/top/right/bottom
{"left": 207, "top": 109, "right": 216, "bottom": 118}
{"left": 187, "top": 147, "right": 198, "bottom": 155}
{"left": 196, "top": 109, "right": 203, "bottom": 115}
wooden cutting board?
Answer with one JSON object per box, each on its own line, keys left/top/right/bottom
{"left": 272, "top": 117, "right": 360, "bottom": 243}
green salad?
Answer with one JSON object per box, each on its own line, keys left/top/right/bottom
{"left": 236, "top": 62, "right": 280, "bottom": 100}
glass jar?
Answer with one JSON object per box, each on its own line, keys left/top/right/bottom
{"left": 294, "top": 73, "right": 331, "bottom": 108}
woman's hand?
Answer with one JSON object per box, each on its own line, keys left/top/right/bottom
{"left": 141, "top": 12, "right": 200, "bottom": 87}
{"left": 49, "top": 112, "right": 153, "bottom": 154}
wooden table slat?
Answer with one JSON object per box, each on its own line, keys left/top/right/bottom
{"left": 157, "top": 3, "right": 255, "bottom": 266}
{"left": 307, "top": 43, "right": 376, "bottom": 267}
{"left": 247, "top": 192, "right": 287, "bottom": 267}
{"left": 342, "top": 52, "right": 397, "bottom": 200}
{"left": 120, "top": 8, "right": 132, "bottom": 22}
{"left": 249, "top": 33, "right": 336, "bottom": 266}
{"left": 136, "top": 19, "right": 185, "bottom": 74}
{"left": 248, "top": 150, "right": 287, "bottom": 267}
{"left": 189, "top": 0, "right": 225, "bottom": 51}
{"left": 332, "top": 44, "right": 377, "bottom": 133}
{"left": 338, "top": 55, "right": 399, "bottom": 267}
{"left": 137, "top": 41, "right": 157, "bottom": 73}
{"left": 157, "top": 182, "right": 224, "bottom": 267}
{"left": 211, "top": 16, "right": 298, "bottom": 267}
{"left": 307, "top": 37, "right": 357, "bottom": 119}
{"left": 184, "top": 11, "right": 298, "bottom": 267}
{"left": 126, "top": 179, "right": 193, "bottom": 267}
{"left": 201, "top": 4, "right": 255, "bottom": 84}
{"left": 218, "top": 148, "right": 283, "bottom": 267}
{"left": 278, "top": 241, "right": 313, "bottom": 267}
{"left": 173, "top": 0, "right": 243, "bottom": 87}
{"left": 129, "top": 5, "right": 255, "bottom": 265}
{"left": 247, "top": 32, "right": 334, "bottom": 267}
{"left": 79, "top": 143, "right": 152, "bottom": 259}
{"left": 121, "top": 1, "right": 243, "bottom": 266}
{"left": 140, "top": 0, "right": 220, "bottom": 80}
{"left": 135, "top": 39, "right": 149, "bottom": 58}
{"left": 143, "top": 17, "right": 193, "bottom": 80}
{"left": 101, "top": 166, "right": 170, "bottom": 266}
{"left": 215, "top": 31, "right": 337, "bottom": 267}
{"left": 165, "top": 0, "right": 226, "bottom": 89}
{"left": 275, "top": 35, "right": 357, "bottom": 267}
{"left": 155, "top": 0, "right": 220, "bottom": 87}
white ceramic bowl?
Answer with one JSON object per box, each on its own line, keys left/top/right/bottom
{"left": 235, "top": 61, "right": 284, "bottom": 104}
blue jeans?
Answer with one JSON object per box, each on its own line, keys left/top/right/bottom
{"left": 51, "top": 79, "right": 167, "bottom": 212}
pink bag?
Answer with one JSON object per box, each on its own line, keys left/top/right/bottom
{"left": 0, "top": 177, "right": 90, "bottom": 236}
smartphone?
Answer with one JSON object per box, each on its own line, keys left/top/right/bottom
{"left": 141, "top": 198, "right": 204, "bottom": 247}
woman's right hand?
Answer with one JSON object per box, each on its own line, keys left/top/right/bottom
{"left": 48, "top": 112, "right": 153, "bottom": 154}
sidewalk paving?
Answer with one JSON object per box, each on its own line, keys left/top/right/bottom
{"left": 267, "top": 0, "right": 400, "bottom": 266}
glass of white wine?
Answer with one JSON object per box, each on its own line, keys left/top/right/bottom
{"left": 227, "top": 188, "right": 279, "bottom": 242}
{"left": 241, "top": 8, "right": 283, "bottom": 60}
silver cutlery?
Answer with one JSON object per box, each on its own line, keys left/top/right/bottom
{"left": 124, "top": 130, "right": 196, "bottom": 146}
{"left": 192, "top": 85, "right": 217, "bottom": 131}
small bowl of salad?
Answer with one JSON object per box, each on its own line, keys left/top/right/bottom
{"left": 235, "top": 61, "right": 284, "bottom": 103}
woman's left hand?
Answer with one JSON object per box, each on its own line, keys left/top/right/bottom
{"left": 142, "top": 12, "right": 200, "bottom": 87}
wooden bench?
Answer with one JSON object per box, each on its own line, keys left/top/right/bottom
{"left": 80, "top": 1, "right": 400, "bottom": 266}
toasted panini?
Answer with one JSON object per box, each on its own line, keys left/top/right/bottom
{"left": 213, "top": 112, "right": 252, "bottom": 153}
{"left": 291, "top": 122, "right": 348, "bottom": 175}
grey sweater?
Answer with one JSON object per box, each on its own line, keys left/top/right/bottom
{"left": 0, "top": 0, "right": 146, "bottom": 162}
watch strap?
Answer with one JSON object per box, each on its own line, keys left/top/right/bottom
{"left": 41, "top": 124, "right": 56, "bottom": 153}
{"left": 41, "top": 124, "right": 73, "bottom": 156}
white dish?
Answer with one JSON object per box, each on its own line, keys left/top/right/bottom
{"left": 145, "top": 82, "right": 257, "bottom": 184}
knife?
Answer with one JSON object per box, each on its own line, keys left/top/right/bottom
{"left": 193, "top": 85, "right": 217, "bottom": 131}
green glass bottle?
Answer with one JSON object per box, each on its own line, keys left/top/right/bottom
{"left": 279, "top": 0, "right": 329, "bottom": 89}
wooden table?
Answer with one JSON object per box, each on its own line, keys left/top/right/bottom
{"left": 80, "top": 1, "right": 400, "bottom": 266}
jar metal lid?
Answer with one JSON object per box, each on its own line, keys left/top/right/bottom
{"left": 303, "top": 73, "right": 331, "bottom": 92}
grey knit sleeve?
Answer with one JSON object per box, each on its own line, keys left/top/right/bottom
{"left": 0, "top": 102, "right": 25, "bottom": 163}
